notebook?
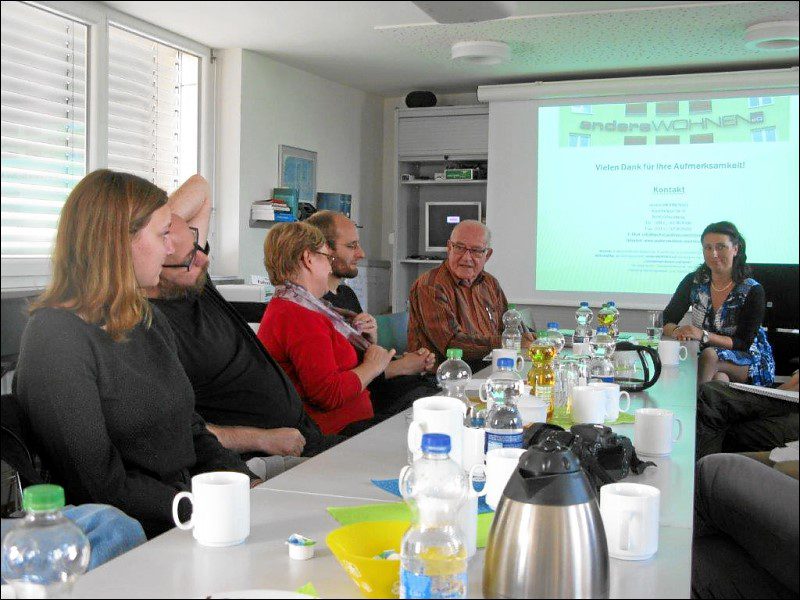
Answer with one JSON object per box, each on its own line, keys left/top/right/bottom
{"left": 728, "top": 382, "right": 799, "bottom": 404}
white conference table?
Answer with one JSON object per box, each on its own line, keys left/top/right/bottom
{"left": 74, "top": 343, "right": 698, "bottom": 599}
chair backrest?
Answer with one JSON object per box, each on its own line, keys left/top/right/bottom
{"left": 376, "top": 311, "right": 409, "bottom": 355}
{"left": 1, "top": 393, "right": 47, "bottom": 491}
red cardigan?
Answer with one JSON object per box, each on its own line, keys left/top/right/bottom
{"left": 257, "top": 297, "right": 373, "bottom": 435}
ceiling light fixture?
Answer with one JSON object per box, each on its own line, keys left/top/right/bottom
{"left": 451, "top": 41, "right": 510, "bottom": 65}
{"left": 744, "top": 20, "right": 799, "bottom": 51}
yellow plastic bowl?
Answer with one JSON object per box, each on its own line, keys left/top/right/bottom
{"left": 326, "top": 520, "right": 409, "bottom": 598}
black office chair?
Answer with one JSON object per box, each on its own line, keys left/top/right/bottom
{"left": 1, "top": 393, "right": 48, "bottom": 517}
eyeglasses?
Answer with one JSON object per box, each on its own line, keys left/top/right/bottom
{"left": 312, "top": 250, "right": 337, "bottom": 264}
{"left": 449, "top": 241, "right": 489, "bottom": 258}
{"left": 702, "top": 243, "right": 734, "bottom": 254}
{"left": 339, "top": 240, "right": 361, "bottom": 251}
{"left": 163, "top": 227, "right": 203, "bottom": 271}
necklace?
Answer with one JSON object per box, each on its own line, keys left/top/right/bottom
{"left": 711, "top": 280, "right": 734, "bottom": 292}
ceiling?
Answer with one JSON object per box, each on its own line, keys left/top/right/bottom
{"left": 104, "top": 1, "right": 799, "bottom": 96}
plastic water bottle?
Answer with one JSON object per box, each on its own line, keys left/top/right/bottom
{"left": 545, "top": 322, "right": 566, "bottom": 355}
{"left": 527, "top": 338, "right": 557, "bottom": 419}
{"left": 501, "top": 304, "right": 523, "bottom": 352}
{"left": 400, "top": 433, "right": 468, "bottom": 599}
{"left": 589, "top": 327, "right": 616, "bottom": 383}
{"left": 485, "top": 392, "right": 524, "bottom": 452}
{"left": 436, "top": 348, "right": 472, "bottom": 405}
{"left": 574, "top": 302, "right": 594, "bottom": 343}
{"left": 2, "top": 485, "right": 90, "bottom": 599}
{"left": 606, "top": 301, "right": 620, "bottom": 339}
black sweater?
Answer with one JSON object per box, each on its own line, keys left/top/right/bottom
{"left": 13, "top": 306, "right": 252, "bottom": 538}
{"left": 663, "top": 272, "right": 766, "bottom": 352}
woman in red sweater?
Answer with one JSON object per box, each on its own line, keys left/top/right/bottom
{"left": 257, "top": 222, "right": 396, "bottom": 435}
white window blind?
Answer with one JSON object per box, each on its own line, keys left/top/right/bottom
{"left": 1, "top": 2, "right": 87, "bottom": 257}
{"left": 108, "top": 26, "right": 198, "bottom": 194}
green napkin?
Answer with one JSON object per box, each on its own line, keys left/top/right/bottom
{"left": 548, "top": 410, "right": 635, "bottom": 429}
{"left": 295, "top": 582, "right": 318, "bottom": 597}
{"left": 327, "top": 502, "right": 495, "bottom": 548}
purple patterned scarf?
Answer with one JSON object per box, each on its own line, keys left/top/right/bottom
{"left": 273, "top": 282, "right": 371, "bottom": 352}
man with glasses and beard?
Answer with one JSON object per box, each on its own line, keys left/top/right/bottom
{"left": 407, "top": 220, "right": 536, "bottom": 373}
{"left": 306, "top": 210, "right": 438, "bottom": 418}
{"left": 145, "top": 176, "right": 343, "bottom": 481}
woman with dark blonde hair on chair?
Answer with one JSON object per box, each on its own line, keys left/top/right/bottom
{"left": 14, "top": 170, "right": 255, "bottom": 538}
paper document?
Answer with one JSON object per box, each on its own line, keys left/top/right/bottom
{"left": 728, "top": 382, "right": 799, "bottom": 404}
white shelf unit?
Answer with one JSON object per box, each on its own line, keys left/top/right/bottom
{"left": 391, "top": 105, "right": 489, "bottom": 312}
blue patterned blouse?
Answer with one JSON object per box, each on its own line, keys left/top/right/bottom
{"left": 663, "top": 273, "right": 775, "bottom": 386}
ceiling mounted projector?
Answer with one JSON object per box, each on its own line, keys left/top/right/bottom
{"left": 451, "top": 40, "right": 510, "bottom": 65}
{"left": 744, "top": 20, "right": 799, "bottom": 51}
{"left": 413, "top": 1, "right": 518, "bottom": 24}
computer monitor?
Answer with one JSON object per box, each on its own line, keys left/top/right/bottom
{"left": 425, "top": 202, "right": 483, "bottom": 252}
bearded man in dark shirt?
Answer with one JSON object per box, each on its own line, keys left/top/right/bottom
{"left": 145, "top": 176, "right": 343, "bottom": 479}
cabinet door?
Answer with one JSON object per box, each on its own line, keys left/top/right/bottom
{"left": 398, "top": 113, "right": 488, "bottom": 158}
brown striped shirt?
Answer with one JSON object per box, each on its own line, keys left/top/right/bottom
{"left": 407, "top": 261, "right": 508, "bottom": 365}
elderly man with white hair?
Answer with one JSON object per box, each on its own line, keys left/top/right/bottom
{"left": 407, "top": 220, "right": 535, "bottom": 371}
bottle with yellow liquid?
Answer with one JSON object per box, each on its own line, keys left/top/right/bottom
{"left": 400, "top": 433, "right": 468, "bottom": 599}
{"left": 528, "top": 338, "right": 557, "bottom": 420}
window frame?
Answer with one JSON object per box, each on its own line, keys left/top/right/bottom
{"left": 2, "top": 1, "right": 214, "bottom": 291}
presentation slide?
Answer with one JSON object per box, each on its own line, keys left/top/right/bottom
{"left": 536, "top": 95, "right": 799, "bottom": 295}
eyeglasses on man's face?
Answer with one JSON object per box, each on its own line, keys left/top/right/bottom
{"left": 448, "top": 241, "right": 489, "bottom": 258}
{"left": 312, "top": 249, "right": 337, "bottom": 265}
{"left": 163, "top": 227, "right": 203, "bottom": 271}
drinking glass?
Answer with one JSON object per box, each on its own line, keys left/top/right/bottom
{"left": 646, "top": 310, "right": 663, "bottom": 341}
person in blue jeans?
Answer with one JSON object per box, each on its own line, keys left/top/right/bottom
{"left": 2, "top": 504, "right": 146, "bottom": 573}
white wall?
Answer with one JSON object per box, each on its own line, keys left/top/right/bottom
{"left": 213, "top": 49, "right": 384, "bottom": 280}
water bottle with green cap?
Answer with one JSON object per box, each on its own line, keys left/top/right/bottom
{"left": 1, "top": 484, "right": 90, "bottom": 598}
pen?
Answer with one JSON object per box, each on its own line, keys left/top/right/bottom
{"left": 485, "top": 306, "right": 493, "bottom": 322}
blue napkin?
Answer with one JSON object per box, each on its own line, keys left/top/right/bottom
{"left": 371, "top": 478, "right": 494, "bottom": 514}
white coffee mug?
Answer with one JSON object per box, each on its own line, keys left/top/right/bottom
{"left": 600, "top": 483, "right": 660, "bottom": 560}
{"left": 572, "top": 342, "right": 591, "bottom": 356}
{"left": 491, "top": 349, "right": 524, "bottom": 373}
{"left": 461, "top": 426, "right": 486, "bottom": 471}
{"left": 172, "top": 471, "right": 250, "bottom": 547}
{"left": 460, "top": 465, "right": 488, "bottom": 559}
{"left": 589, "top": 382, "right": 631, "bottom": 422}
{"left": 516, "top": 394, "right": 549, "bottom": 425}
{"left": 407, "top": 396, "right": 467, "bottom": 465}
{"left": 634, "top": 408, "right": 682, "bottom": 456}
{"left": 481, "top": 447, "right": 526, "bottom": 510}
{"left": 571, "top": 385, "right": 608, "bottom": 424}
{"left": 658, "top": 340, "right": 688, "bottom": 366}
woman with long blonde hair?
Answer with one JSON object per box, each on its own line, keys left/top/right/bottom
{"left": 15, "top": 170, "right": 254, "bottom": 538}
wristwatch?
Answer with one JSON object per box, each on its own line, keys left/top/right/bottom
{"left": 701, "top": 330, "right": 710, "bottom": 344}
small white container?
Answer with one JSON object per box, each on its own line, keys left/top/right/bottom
{"left": 517, "top": 395, "right": 548, "bottom": 425}
{"left": 288, "top": 543, "right": 315, "bottom": 560}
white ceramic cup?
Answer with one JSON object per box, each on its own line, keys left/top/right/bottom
{"left": 658, "top": 340, "right": 688, "bottom": 366}
{"left": 481, "top": 447, "right": 526, "bottom": 510}
{"left": 571, "top": 385, "right": 608, "bottom": 424}
{"left": 461, "top": 426, "right": 486, "bottom": 471}
{"left": 589, "top": 382, "right": 631, "bottom": 422}
{"left": 407, "top": 396, "right": 467, "bottom": 466}
{"left": 172, "top": 471, "right": 250, "bottom": 547}
{"left": 491, "top": 349, "right": 524, "bottom": 372}
{"left": 600, "top": 482, "right": 660, "bottom": 560}
{"left": 460, "top": 465, "right": 488, "bottom": 559}
{"left": 634, "top": 408, "right": 682, "bottom": 456}
{"left": 516, "top": 394, "right": 549, "bottom": 425}
{"left": 572, "top": 342, "right": 591, "bottom": 356}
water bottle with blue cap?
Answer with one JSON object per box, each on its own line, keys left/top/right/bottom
{"left": 482, "top": 358, "right": 524, "bottom": 452}
{"left": 399, "top": 433, "right": 468, "bottom": 599}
